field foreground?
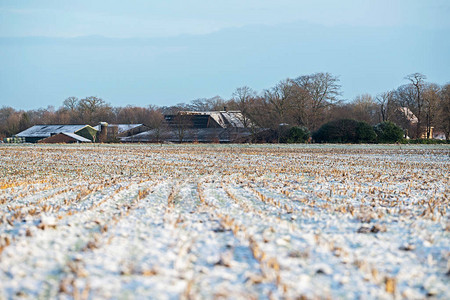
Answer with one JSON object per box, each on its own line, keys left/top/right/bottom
{"left": 0, "top": 144, "right": 449, "bottom": 299}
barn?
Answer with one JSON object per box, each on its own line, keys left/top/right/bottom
{"left": 38, "top": 132, "right": 92, "bottom": 143}
{"left": 121, "top": 110, "right": 253, "bottom": 143}
{"left": 15, "top": 125, "right": 98, "bottom": 143}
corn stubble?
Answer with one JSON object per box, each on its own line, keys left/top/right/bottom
{"left": 0, "top": 144, "right": 448, "bottom": 299}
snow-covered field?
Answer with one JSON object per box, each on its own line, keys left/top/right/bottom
{"left": 0, "top": 144, "right": 449, "bottom": 299}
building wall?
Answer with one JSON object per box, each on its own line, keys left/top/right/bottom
{"left": 118, "top": 125, "right": 151, "bottom": 137}
{"left": 106, "top": 126, "right": 119, "bottom": 142}
{"left": 75, "top": 126, "right": 98, "bottom": 142}
{"left": 25, "top": 136, "right": 47, "bottom": 143}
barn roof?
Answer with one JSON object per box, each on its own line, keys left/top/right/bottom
{"left": 16, "top": 125, "right": 89, "bottom": 138}
{"left": 398, "top": 107, "right": 419, "bottom": 124}
{"left": 218, "top": 111, "right": 246, "bottom": 128}
{"left": 38, "top": 132, "right": 92, "bottom": 143}
{"left": 61, "top": 132, "right": 92, "bottom": 142}
{"left": 93, "top": 124, "right": 144, "bottom": 134}
{"left": 168, "top": 111, "right": 247, "bottom": 128}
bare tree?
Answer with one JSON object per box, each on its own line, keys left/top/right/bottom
{"left": 147, "top": 107, "right": 170, "bottom": 143}
{"left": 79, "top": 96, "right": 105, "bottom": 113}
{"left": 265, "top": 79, "right": 298, "bottom": 121}
{"left": 0, "top": 108, "right": 22, "bottom": 137}
{"left": 423, "top": 83, "right": 440, "bottom": 138}
{"left": 171, "top": 113, "right": 193, "bottom": 143}
{"left": 78, "top": 96, "right": 109, "bottom": 124}
{"left": 115, "top": 105, "right": 159, "bottom": 124}
{"left": 294, "top": 72, "right": 342, "bottom": 131}
{"left": 351, "top": 94, "right": 379, "bottom": 125}
{"left": 185, "top": 96, "right": 226, "bottom": 112}
{"left": 287, "top": 85, "right": 310, "bottom": 127}
{"left": 159, "top": 103, "right": 191, "bottom": 115}
{"left": 55, "top": 107, "right": 72, "bottom": 124}
{"left": 5, "top": 112, "right": 22, "bottom": 137}
{"left": 237, "top": 96, "right": 268, "bottom": 142}
{"left": 404, "top": 73, "right": 427, "bottom": 138}
{"left": 0, "top": 107, "right": 17, "bottom": 138}
{"left": 188, "top": 99, "right": 209, "bottom": 111}
{"left": 63, "top": 97, "right": 79, "bottom": 112}
{"left": 437, "top": 83, "right": 450, "bottom": 140}
{"left": 394, "top": 84, "right": 419, "bottom": 138}
{"left": 231, "top": 86, "right": 257, "bottom": 128}
{"left": 0, "top": 110, "right": 29, "bottom": 137}
{"left": 376, "top": 91, "right": 396, "bottom": 122}
{"left": 61, "top": 97, "right": 80, "bottom": 123}
{"left": 264, "top": 79, "right": 298, "bottom": 142}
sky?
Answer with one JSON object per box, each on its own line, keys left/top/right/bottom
{"left": 0, "top": 0, "right": 449, "bottom": 110}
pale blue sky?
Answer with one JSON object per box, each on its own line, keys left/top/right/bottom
{"left": 1, "top": 0, "right": 449, "bottom": 109}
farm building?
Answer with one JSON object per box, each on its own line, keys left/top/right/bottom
{"left": 164, "top": 110, "right": 249, "bottom": 129}
{"left": 121, "top": 110, "right": 253, "bottom": 143}
{"left": 121, "top": 127, "right": 252, "bottom": 143}
{"left": 15, "top": 125, "right": 98, "bottom": 143}
{"left": 38, "top": 132, "right": 92, "bottom": 143}
{"left": 13, "top": 111, "right": 254, "bottom": 143}
{"left": 93, "top": 123, "right": 151, "bottom": 142}
{"left": 397, "top": 107, "right": 444, "bottom": 139}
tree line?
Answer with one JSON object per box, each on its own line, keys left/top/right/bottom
{"left": 1, "top": 72, "right": 449, "bottom": 141}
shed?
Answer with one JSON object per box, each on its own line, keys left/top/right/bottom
{"left": 38, "top": 132, "right": 92, "bottom": 144}
{"left": 75, "top": 125, "right": 98, "bottom": 141}
{"left": 15, "top": 125, "right": 98, "bottom": 143}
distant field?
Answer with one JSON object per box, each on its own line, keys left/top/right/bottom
{"left": 0, "top": 144, "right": 449, "bottom": 299}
